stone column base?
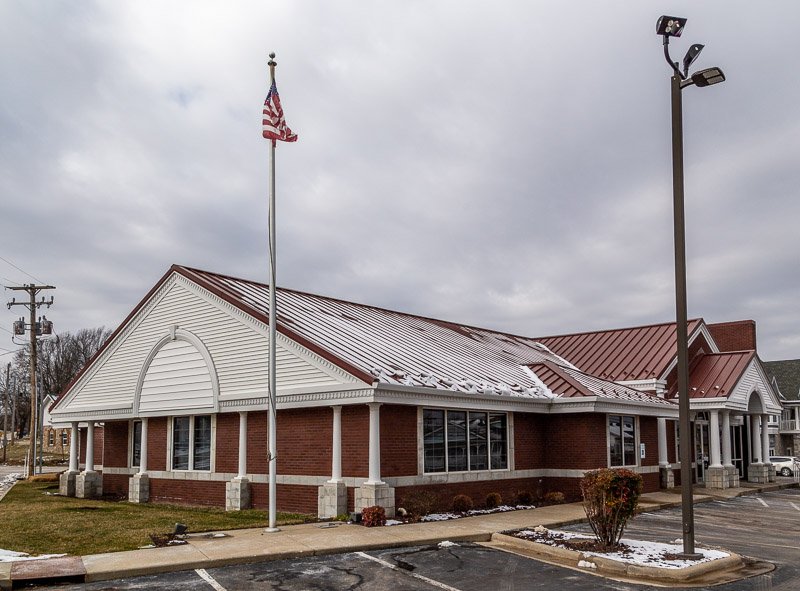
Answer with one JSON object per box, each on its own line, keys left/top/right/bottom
{"left": 747, "top": 463, "right": 770, "bottom": 484}
{"left": 724, "top": 465, "right": 740, "bottom": 488}
{"left": 659, "top": 466, "right": 674, "bottom": 489}
{"left": 318, "top": 481, "right": 348, "bottom": 519}
{"left": 226, "top": 477, "right": 251, "bottom": 511}
{"left": 59, "top": 470, "right": 78, "bottom": 497}
{"left": 76, "top": 471, "right": 102, "bottom": 499}
{"left": 704, "top": 465, "right": 728, "bottom": 489}
{"left": 354, "top": 482, "right": 395, "bottom": 518}
{"left": 128, "top": 473, "right": 150, "bottom": 503}
{"left": 765, "top": 463, "right": 776, "bottom": 482}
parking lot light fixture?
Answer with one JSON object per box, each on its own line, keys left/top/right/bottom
{"left": 657, "top": 14, "right": 725, "bottom": 560}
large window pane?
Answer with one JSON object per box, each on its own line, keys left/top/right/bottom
{"left": 172, "top": 417, "right": 190, "bottom": 470}
{"left": 622, "top": 416, "right": 636, "bottom": 466}
{"left": 469, "top": 412, "right": 488, "bottom": 471}
{"left": 489, "top": 413, "right": 508, "bottom": 470}
{"left": 423, "top": 409, "right": 445, "bottom": 473}
{"left": 193, "top": 415, "right": 212, "bottom": 471}
{"left": 447, "top": 411, "right": 467, "bottom": 472}
{"left": 609, "top": 415, "right": 622, "bottom": 466}
{"left": 132, "top": 420, "right": 142, "bottom": 468}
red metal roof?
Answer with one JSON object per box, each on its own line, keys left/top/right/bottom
{"left": 666, "top": 351, "right": 754, "bottom": 400}
{"left": 535, "top": 320, "right": 705, "bottom": 382}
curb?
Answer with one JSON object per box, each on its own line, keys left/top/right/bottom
{"left": 488, "top": 533, "right": 744, "bottom": 584}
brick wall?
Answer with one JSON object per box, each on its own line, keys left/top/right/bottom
{"left": 103, "top": 473, "right": 129, "bottom": 498}
{"left": 381, "top": 405, "right": 417, "bottom": 477}
{"left": 639, "top": 416, "right": 659, "bottom": 467}
{"left": 707, "top": 320, "right": 757, "bottom": 352}
{"left": 147, "top": 417, "right": 168, "bottom": 471}
{"left": 342, "top": 405, "right": 369, "bottom": 478}
{"left": 278, "top": 407, "right": 332, "bottom": 476}
{"left": 214, "top": 413, "right": 238, "bottom": 474}
{"left": 543, "top": 414, "right": 608, "bottom": 469}
{"left": 513, "top": 412, "right": 547, "bottom": 470}
{"left": 149, "top": 478, "right": 226, "bottom": 507}
{"left": 103, "top": 421, "right": 129, "bottom": 469}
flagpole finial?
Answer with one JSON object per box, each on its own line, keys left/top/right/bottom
{"left": 268, "top": 52, "right": 277, "bottom": 81}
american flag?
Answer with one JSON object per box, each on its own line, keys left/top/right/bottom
{"left": 262, "top": 80, "right": 297, "bottom": 143}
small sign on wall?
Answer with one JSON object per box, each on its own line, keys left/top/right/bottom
{"left": 640, "top": 443, "right": 646, "bottom": 459}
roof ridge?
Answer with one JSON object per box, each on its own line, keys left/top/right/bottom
{"left": 536, "top": 318, "right": 705, "bottom": 341}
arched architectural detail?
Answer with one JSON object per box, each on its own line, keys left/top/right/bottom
{"left": 133, "top": 326, "right": 220, "bottom": 416}
{"left": 746, "top": 389, "right": 766, "bottom": 414}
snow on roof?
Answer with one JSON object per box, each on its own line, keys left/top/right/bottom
{"left": 178, "top": 266, "right": 672, "bottom": 407}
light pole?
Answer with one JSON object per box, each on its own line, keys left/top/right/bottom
{"left": 656, "top": 15, "right": 725, "bottom": 559}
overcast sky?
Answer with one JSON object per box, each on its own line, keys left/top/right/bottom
{"left": 1, "top": 1, "right": 798, "bottom": 364}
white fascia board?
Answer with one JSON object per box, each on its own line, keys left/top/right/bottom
{"left": 619, "top": 379, "right": 667, "bottom": 394}
{"left": 373, "top": 383, "right": 552, "bottom": 413}
{"left": 688, "top": 397, "right": 731, "bottom": 411}
{"left": 587, "top": 398, "right": 679, "bottom": 418}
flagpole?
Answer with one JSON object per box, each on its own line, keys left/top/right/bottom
{"left": 266, "top": 52, "right": 279, "bottom": 533}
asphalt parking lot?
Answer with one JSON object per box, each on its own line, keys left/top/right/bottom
{"left": 31, "top": 488, "right": 800, "bottom": 591}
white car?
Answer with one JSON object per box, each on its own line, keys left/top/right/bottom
{"left": 770, "top": 456, "right": 799, "bottom": 477}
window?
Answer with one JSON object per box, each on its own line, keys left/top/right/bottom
{"left": 131, "top": 421, "right": 142, "bottom": 468}
{"left": 48, "top": 431, "right": 54, "bottom": 446}
{"left": 609, "top": 415, "right": 637, "bottom": 467}
{"left": 171, "top": 415, "right": 212, "bottom": 471}
{"left": 423, "top": 409, "right": 509, "bottom": 473}
{"left": 61, "top": 431, "right": 68, "bottom": 446}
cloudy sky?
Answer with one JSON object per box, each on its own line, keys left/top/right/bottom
{"left": 1, "top": 1, "right": 798, "bottom": 364}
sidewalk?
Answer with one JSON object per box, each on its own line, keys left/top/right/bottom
{"left": 1, "top": 481, "right": 796, "bottom": 589}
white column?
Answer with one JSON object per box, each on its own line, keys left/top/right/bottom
{"left": 139, "top": 418, "right": 148, "bottom": 473}
{"left": 366, "top": 403, "right": 383, "bottom": 485}
{"left": 238, "top": 411, "right": 248, "bottom": 478}
{"left": 708, "top": 410, "right": 722, "bottom": 467}
{"left": 721, "top": 411, "right": 732, "bottom": 466}
{"left": 85, "top": 422, "right": 95, "bottom": 472}
{"left": 69, "top": 422, "right": 79, "bottom": 472}
{"left": 750, "top": 415, "right": 761, "bottom": 463}
{"left": 657, "top": 418, "right": 670, "bottom": 467}
{"left": 329, "top": 405, "right": 342, "bottom": 483}
{"left": 761, "top": 414, "right": 770, "bottom": 464}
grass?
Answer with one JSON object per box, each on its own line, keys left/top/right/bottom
{"left": 0, "top": 480, "right": 312, "bottom": 556}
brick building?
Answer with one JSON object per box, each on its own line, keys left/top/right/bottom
{"left": 50, "top": 265, "right": 780, "bottom": 515}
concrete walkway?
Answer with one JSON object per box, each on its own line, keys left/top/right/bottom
{"left": 1, "top": 481, "right": 796, "bottom": 589}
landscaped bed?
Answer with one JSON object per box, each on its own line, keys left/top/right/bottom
{"left": 0, "top": 480, "right": 312, "bottom": 557}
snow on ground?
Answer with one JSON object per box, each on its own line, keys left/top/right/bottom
{"left": 420, "top": 504, "right": 536, "bottom": 522}
{"left": 0, "top": 549, "right": 65, "bottom": 563}
{"left": 515, "top": 528, "right": 729, "bottom": 569}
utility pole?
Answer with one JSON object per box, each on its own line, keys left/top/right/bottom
{"left": 7, "top": 284, "right": 55, "bottom": 476}
{"left": 2, "top": 363, "right": 9, "bottom": 463}
{"left": 10, "top": 375, "right": 16, "bottom": 446}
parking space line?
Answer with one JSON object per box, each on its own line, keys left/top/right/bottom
{"left": 356, "top": 551, "right": 463, "bottom": 591}
{"left": 757, "top": 497, "right": 769, "bottom": 507}
{"left": 195, "top": 568, "right": 227, "bottom": 591}
{"left": 790, "top": 502, "right": 800, "bottom": 512}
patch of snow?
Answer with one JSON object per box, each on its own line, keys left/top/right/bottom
{"left": 421, "top": 513, "right": 460, "bottom": 522}
{"left": 0, "top": 549, "right": 65, "bottom": 563}
{"left": 385, "top": 519, "right": 403, "bottom": 526}
{"left": 578, "top": 560, "right": 597, "bottom": 569}
{"left": 438, "top": 541, "right": 458, "bottom": 548}
{"left": 515, "top": 529, "right": 730, "bottom": 570}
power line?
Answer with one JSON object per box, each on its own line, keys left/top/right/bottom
{"left": 0, "top": 255, "right": 46, "bottom": 285}
{"left": 2, "top": 276, "right": 23, "bottom": 287}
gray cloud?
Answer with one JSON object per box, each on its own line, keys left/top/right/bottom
{"left": 1, "top": 1, "right": 798, "bottom": 362}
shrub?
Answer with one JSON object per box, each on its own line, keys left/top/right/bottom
{"left": 452, "top": 494, "right": 474, "bottom": 513}
{"left": 580, "top": 468, "right": 643, "bottom": 549}
{"left": 514, "top": 490, "right": 534, "bottom": 506}
{"left": 361, "top": 505, "right": 386, "bottom": 527}
{"left": 543, "top": 491, "right": 565, "bottom": 505}
{"left": 485, "top": 492, "right": 502, "bottom": 509}
{"left": 400, "top": 489, "right": 439, "bottom": 520}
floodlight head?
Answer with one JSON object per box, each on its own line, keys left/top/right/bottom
{"left": 682, "top": 44, "right": 704, "bottom": 75}
{"left": 690, "top": 67, "right": 725, "bottom": 87}
{"left": 657, "top": 15, "right": 687, "bottom": 37}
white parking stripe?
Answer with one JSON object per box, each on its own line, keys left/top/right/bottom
{"left": 790, "top": 502, "right": 800, "bottom": 512}
{"left": 195, "top": 568, "right": 227, "bottom": 591}
{"left": 356, "top": 551, "right": 463, "bottom": 591}
{"left": 757, "top": 497, "right": 769, "bottom": 507}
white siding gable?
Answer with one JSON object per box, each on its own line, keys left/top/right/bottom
{"left": 52, "top": 273, "right": 364, "bottom": 422}
{"left": 727, "top": 359, "right": 783, "bottom": 414}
